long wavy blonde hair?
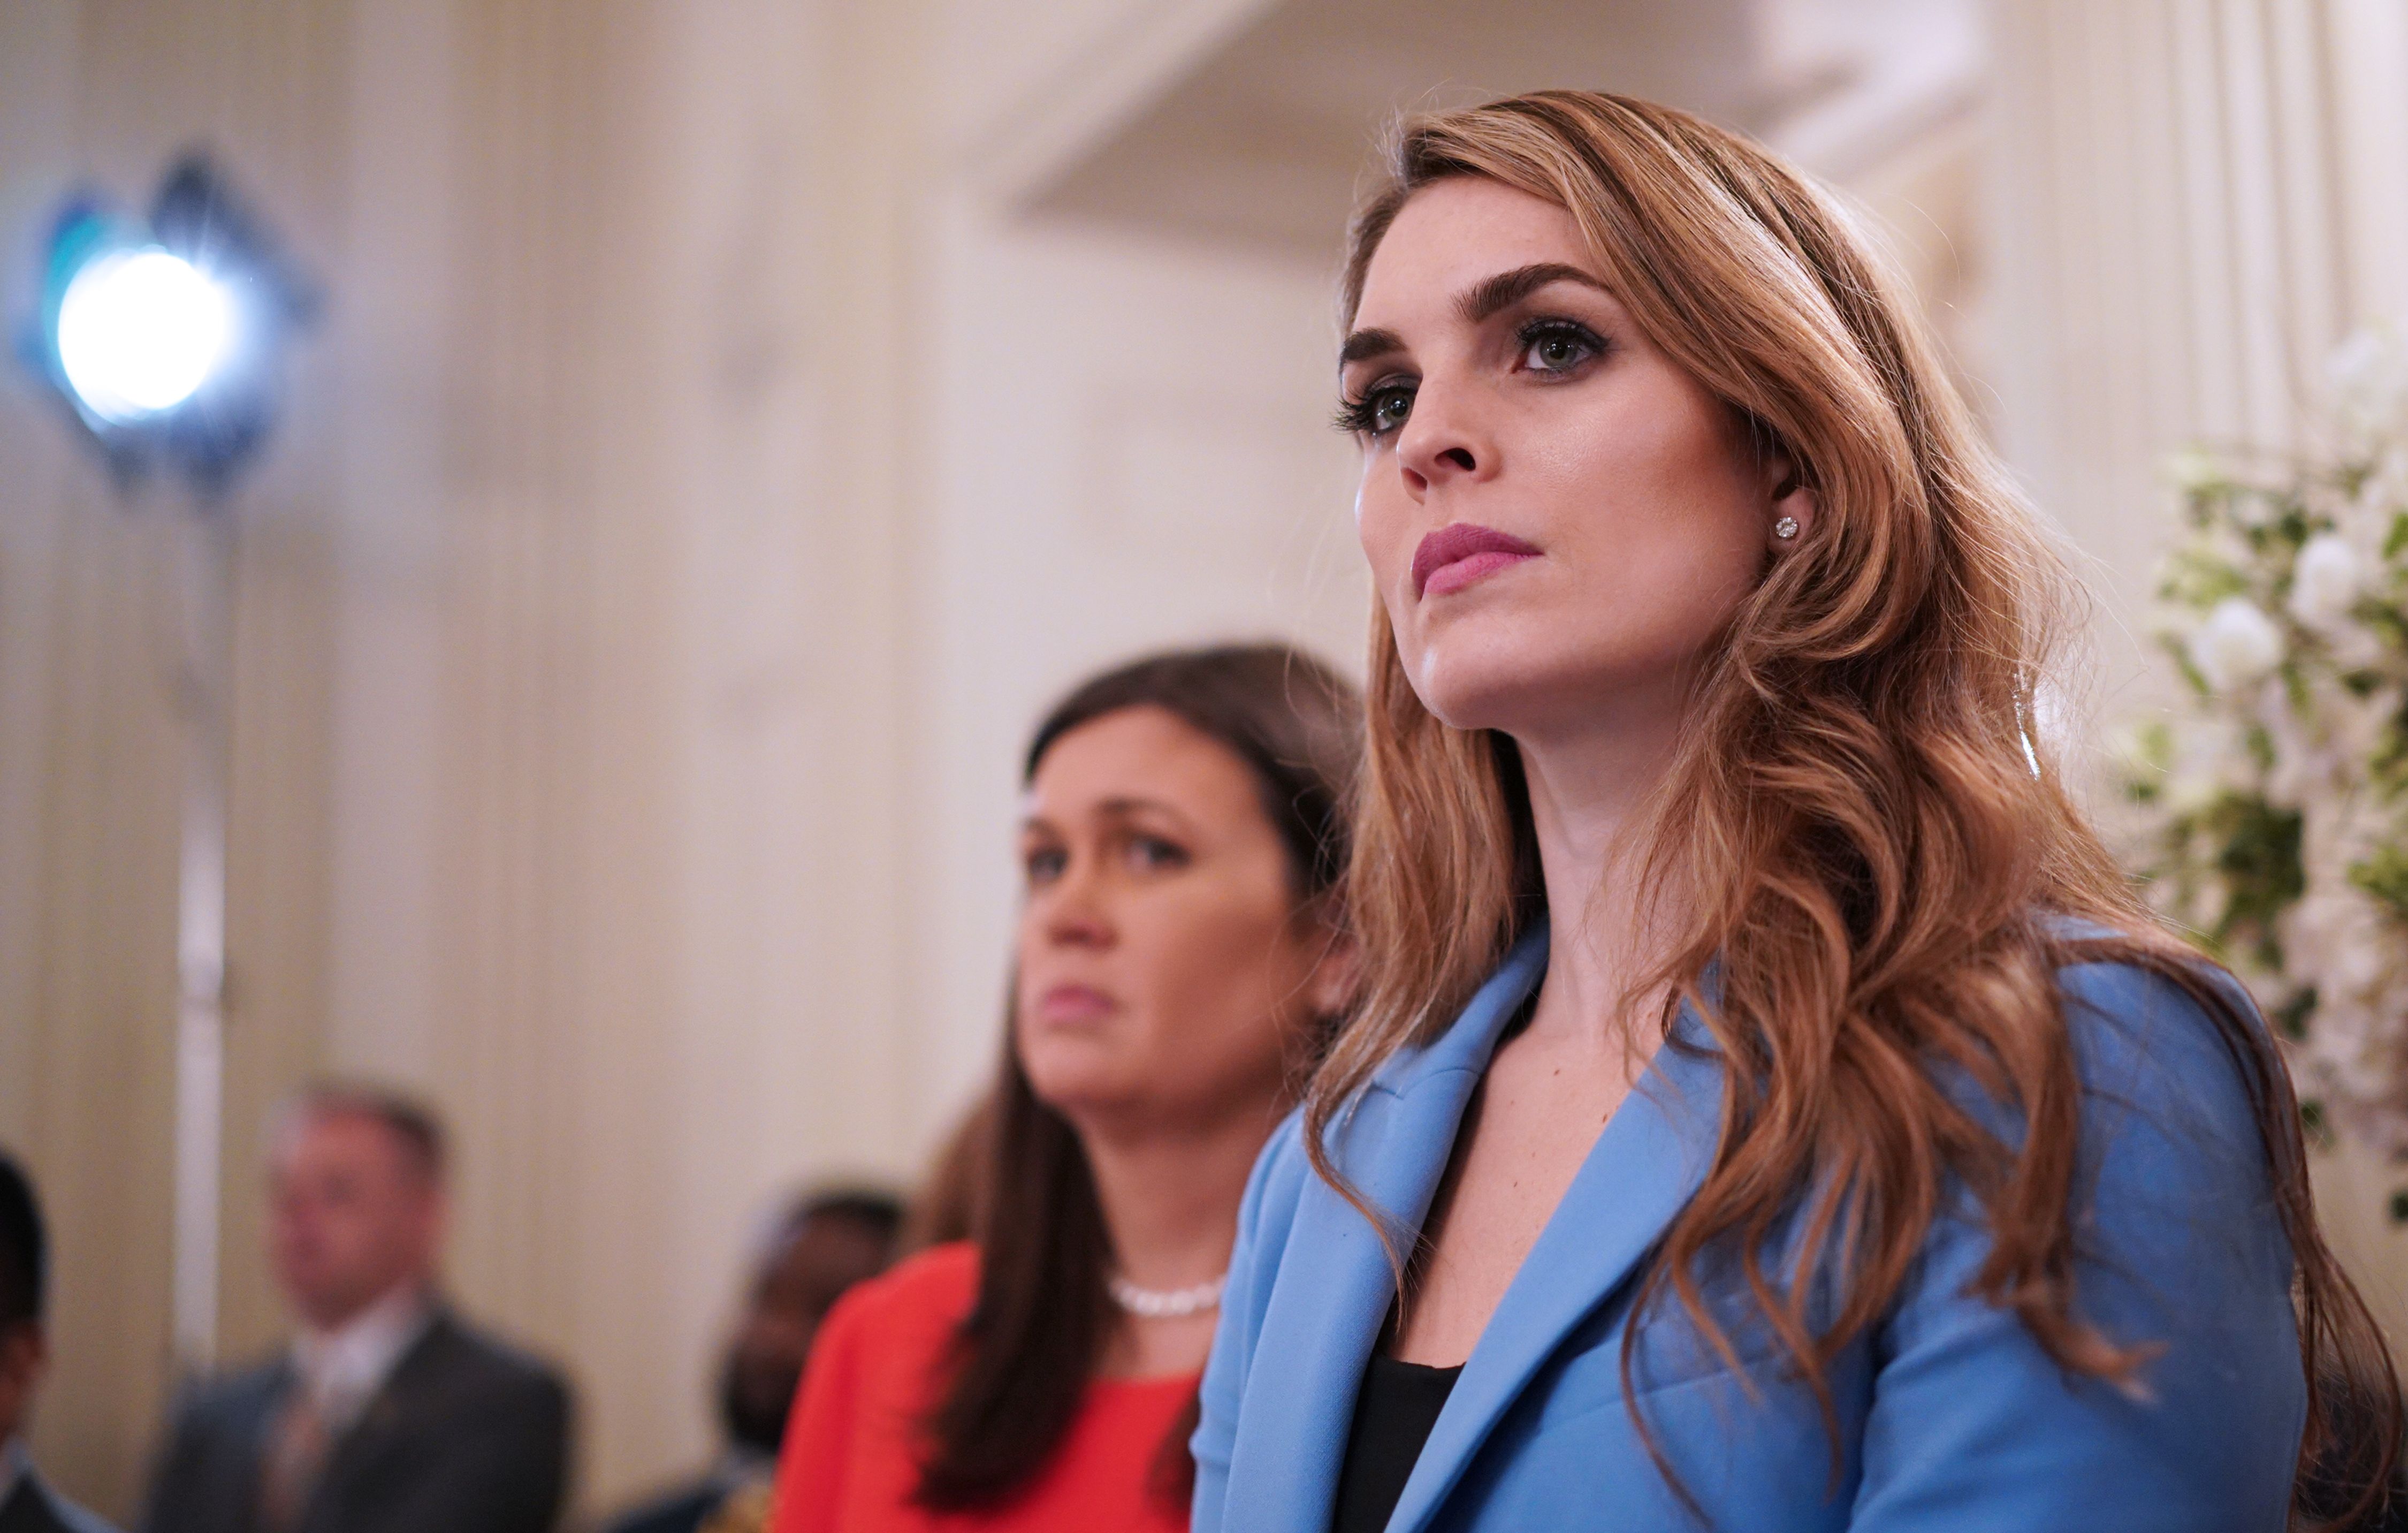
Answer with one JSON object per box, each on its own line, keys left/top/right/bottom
{"left": 1306, "top": 90, "right": 2395, "bottom": 1521}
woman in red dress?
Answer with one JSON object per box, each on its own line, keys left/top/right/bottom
{"left": 770, "top": 645, "right": 1362, "bottom": 1533}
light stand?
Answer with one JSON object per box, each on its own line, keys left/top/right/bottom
{"left": 168, "top": 504, "right": 235, "bottom": 1373}
{"left": 21, "top": 149, "right": 316, "bottom": 1374}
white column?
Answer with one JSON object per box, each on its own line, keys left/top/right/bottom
{"left": 1989, "top": 0, "right": 2408, "bottom": 696}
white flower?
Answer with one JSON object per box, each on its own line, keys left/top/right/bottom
{"left": 2329, "top": 328, "right": 2408, "bottom": 434}
{"left": 2124, "top": 341, "right": 2408, "bottom": 1181}
{"left": 2159, "top": 716, "right": 2246, "bottom": 811}
{"left": 2190, "top": 597, "right": 2284, "bottom": 692}
{"left": 2368, "top": 446, "right": 2408, "bottom": 512}
{"left": 2288, "top": 534, "right": 2363, "bottom": 629}
{"left": 2165, "top": 447, "right": 2226, "bottom": 495}
{"left": 2262, "top": 711, "right": 2325, "bottom": 809}
{"left": 2287, "top": 892, "right": 2383, "bottom": 990}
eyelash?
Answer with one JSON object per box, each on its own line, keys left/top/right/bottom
{"left": 1131, "top": 834, "right": 1189, "bottom": 869}
{"left": 1517, "top": 317, "right": 1607, "bottom": 375}
{"left": 1334, "top": 316, "right": 1609, "bottom": 438}
{"left": 1020, "top": 833, "right": 1191, "bottom": 885}
{"left": 1332, "top": 386, "right": 1406, "bottom": 437}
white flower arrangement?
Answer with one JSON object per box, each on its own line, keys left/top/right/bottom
{"left": 2122, "top": 327, "right": 2408, "bottom": 1192}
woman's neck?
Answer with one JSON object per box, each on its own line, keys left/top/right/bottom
{"left": 1513, "top": 685, "right": 1690, "bottom": 1054}
{"left": 1076, "top": 1098, "right": 1278, "bottom": 1379}
{"left": 1077, "top": 1100, "right": 1275, "bottom": 1291}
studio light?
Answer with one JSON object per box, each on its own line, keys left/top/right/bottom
{"left": 23, "top": 150, "right": 317, "bottom": 494}
{"left": 56, "top": 247, "right": 234, "bottom": 422}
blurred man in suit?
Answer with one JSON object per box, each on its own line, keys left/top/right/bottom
{"left": 0, "top": 1149, "right": 117, "bottom": 1533}
{"left": 140, "top": 1086, "right": 570, "bottom": 1533}
{"left": 599, "top": 1189, "right": 902, "bottom": 1533}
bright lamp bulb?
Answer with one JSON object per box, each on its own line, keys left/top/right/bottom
{"left": 55, "top": 248, "right": 233, "bottom": 424}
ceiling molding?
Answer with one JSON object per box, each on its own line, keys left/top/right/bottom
{"left": 950, "top": 0, "right": 1282, "bottom": 207}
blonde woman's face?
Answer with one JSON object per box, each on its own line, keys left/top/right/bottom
{"left": 1343, "top": 177, "right": 1789, "bottom": 746}
{"left": 1012, "top": 705, "right": 1341, "bottom": 1137}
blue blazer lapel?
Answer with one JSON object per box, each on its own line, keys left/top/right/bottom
{"left": 1225, "top": 931, "right": 1552, "bottom": 1533}
{"left": 1386, "top": 1003, "right": 1727, "bottom": 1533}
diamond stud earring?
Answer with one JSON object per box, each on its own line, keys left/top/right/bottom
{"left": 1773, "top": 515, "right": 1800, "bottom": 541}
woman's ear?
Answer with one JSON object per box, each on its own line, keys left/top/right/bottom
{"left": 1765, "top": 450, "right": 1817, "bottom": 551}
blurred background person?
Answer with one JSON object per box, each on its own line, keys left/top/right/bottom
{"left": 138, "top": 1087, "right": 570, "bottom": 1533}
{"left": 769, "top": 644, "right": 1361, "bottom": 1533}
{"left": 0, "top": 1150, "right": 116, "bottom": 1533}
{"left": 601, "top": 1189, "right": 902, "bottom": 1533}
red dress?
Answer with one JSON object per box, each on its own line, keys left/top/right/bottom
{"left": 769, "top": 1242, "right": 1197, "bottom": 1533}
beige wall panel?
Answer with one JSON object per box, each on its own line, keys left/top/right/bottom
{"left": 308, "top": 0, "right": 927, "bottom": 1511}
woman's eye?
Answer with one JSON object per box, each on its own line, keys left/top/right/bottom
{"left": 1024, "top": 847, "right": 1066, "bottom": 885}
{"left": 1336, "top": 381, "right": 1416, "bottom": 438}
{"left": 1518, "top": 322, "right": 1603, "bottom": 376}
{"left": 1129, "top": 835, "right": 1190, "bottom": 871}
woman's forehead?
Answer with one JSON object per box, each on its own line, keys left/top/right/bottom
{"left": 1355, "top": 179, "right": 1597, "bottom": 323}
{"left": 1023, "top": 707, "right": 1256, "bottom": 818}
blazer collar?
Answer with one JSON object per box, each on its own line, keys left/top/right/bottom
{"left": 1225, "top": 924, "right": 1729, "bottom": 1533}
{"left": 1226, "top": 928, "right": 1550, "bottom": 1533}
{"left": 1365, "top": 925, "right": 1554, "bottom": 1102}
{"left": 1388, "top": 978, "right": 1727, "bottom": 1533}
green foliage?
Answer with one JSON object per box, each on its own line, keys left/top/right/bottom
{"left": 2276, "top": 988, "right": 2318, "bottom": 1043}
{"left": 2157, "top": 633, "right": 2213, "bottom": 698}
{"left": 2160, "top": 548, "right": 2249, "bottom": 610}
{"left": 2205, "top": 794, "right": 2304, "bottom": 972}
{"left": 2348, "top": 846, "right": 2408, "bottom": 923}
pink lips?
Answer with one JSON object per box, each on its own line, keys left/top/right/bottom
{"left": 1034, "top": 983, "right": 1116, "bottom": 1025}
{"left": 1412, "top": 523, "right": 1542, "bottom": 597}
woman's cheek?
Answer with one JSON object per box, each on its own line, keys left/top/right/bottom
{"left": 1220, "top": 919, "right": 1314, "bottom": 1074}
{"left": 1355, "top": 480, "right": 1412, "bottom": 594}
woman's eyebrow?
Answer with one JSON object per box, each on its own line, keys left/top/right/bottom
{"left": 1455, "top": 262, "right": 1610, "bottom": 323}
{"left": 1095, "top": 796, "right": 1197, "bottom": 833}
{"left": 1338, "top": 326, "right": 1405, "bottom": 367}
{"left": 1341, "top": 264, "right": 1611, "bottom": 366}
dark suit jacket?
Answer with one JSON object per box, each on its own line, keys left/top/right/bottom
{"left": 0, "top": 1469, "right": 119, "bottom": 1533}
{"left": 137, "top": 1308, "right": 570, "bottom": 1533}
{"left": 596, "top": 1482, "right": 721, "bottom": 1533}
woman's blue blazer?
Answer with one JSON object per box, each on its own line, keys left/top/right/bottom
{"left": 1193, "top": 927, "right": 2305, "bottom": 1532}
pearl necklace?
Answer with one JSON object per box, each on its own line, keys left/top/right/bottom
{"left": 1107, "top": 1271, "right": 1228, "bottom": 1319}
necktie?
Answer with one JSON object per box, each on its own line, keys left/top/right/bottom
{"left": 256, "top": 1385, "right": 330, "bottom": 1532}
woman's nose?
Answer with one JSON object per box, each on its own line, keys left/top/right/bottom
{"left": 1396, "top": 383, "right": 1489, "bottom": 496}
{"left": 1038, "top": 867, "right": 1114, "bottom": 948}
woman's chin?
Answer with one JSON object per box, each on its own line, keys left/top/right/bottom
{"left": 1023, "top": 1053, "right": 1142, "bottom": 1121}
{"left": 1407, "top": 643, "right": 1586, "bottom": 737}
